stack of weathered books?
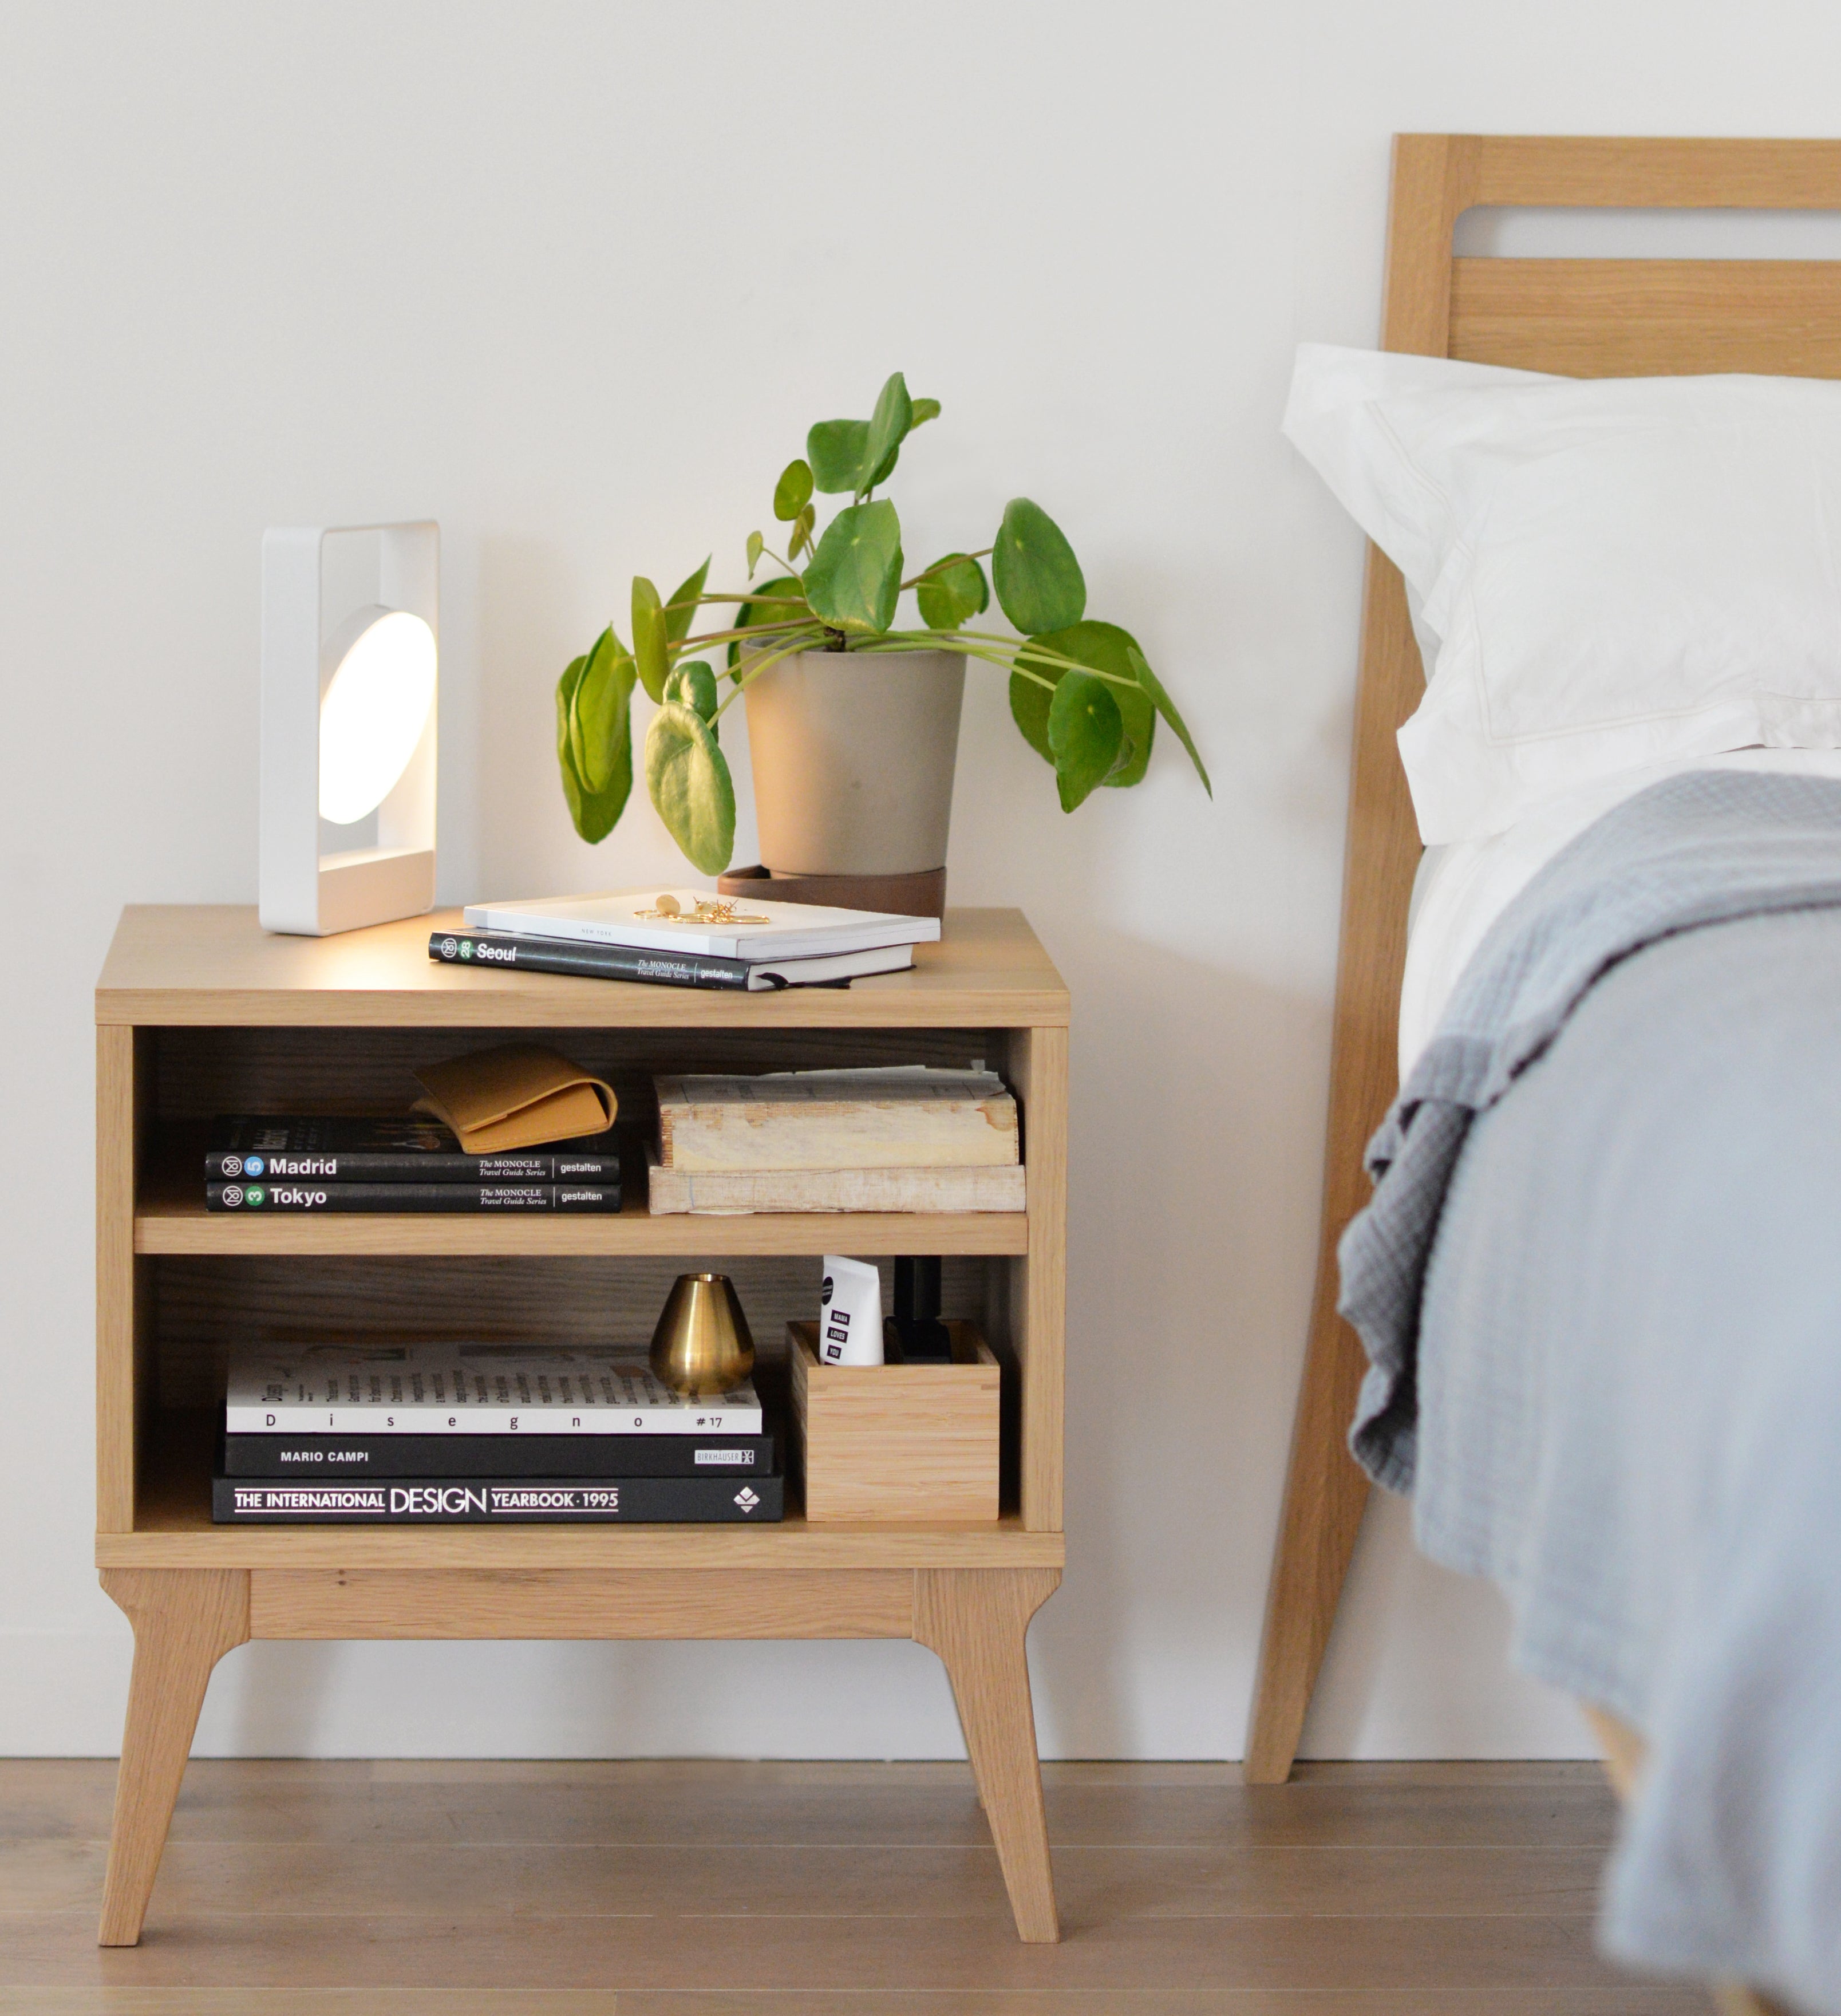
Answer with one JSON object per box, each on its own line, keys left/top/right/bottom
{"left": 646, "top": 1066, "right": 1025, "bottom": 1215}
{"left": 212, "top": 1343, "right": 780, "bottom": 1524}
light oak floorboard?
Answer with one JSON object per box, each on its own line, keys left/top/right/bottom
{"left": 0, "top": 1840, "right": 1606, "bottom": 1918}
{"left": 0, "top": 1913, "right": 1688, "bottom": 1994}
{"left": 0, "top": 1761, "right": 1623, "bottom": 1851}
{"left": 0, "top": 1762, "right": 1697, "bottom": 2007}
{"left": 0, "top": 1997, "right": 1709, "bottom": 2016}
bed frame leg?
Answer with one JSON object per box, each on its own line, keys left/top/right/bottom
{"left": 1244, "top": 1305, "right": 1373, "bottom": 1783}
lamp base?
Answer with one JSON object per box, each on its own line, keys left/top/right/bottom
{"left": 260, "top": 846, "right": 434, "bottom": 937}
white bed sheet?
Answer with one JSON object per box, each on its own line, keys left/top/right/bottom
{"left": 1400, "top": 748, "right": 1841, "bottom": 1076}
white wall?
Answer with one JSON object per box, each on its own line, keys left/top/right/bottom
{"left": 5, "top": 0, "right": 1838, "bottom": 1761}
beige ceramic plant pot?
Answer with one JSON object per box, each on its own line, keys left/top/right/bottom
{"left": 742, "top": 648, "right": 966, "bottom": 877}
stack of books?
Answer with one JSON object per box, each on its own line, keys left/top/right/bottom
{"left": 212, "top": 1343, "right": 782, "bottom": 1522}
{"left": 429, "top": 888, "right": 939, "bottom": 992}
{"left": 647, "top": 1066, "right": 1026, "bottom": 1215}
{"left": 204, "top": 1117, "right": 622, "bottom": 1213}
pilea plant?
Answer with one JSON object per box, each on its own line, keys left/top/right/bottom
{"left": 556, "top": 372, "right": 1210, "bottom": 873}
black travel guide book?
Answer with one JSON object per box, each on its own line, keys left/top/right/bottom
{"left": 206, "top": 1115, "right": 621, "bottom": 1184}
{"left": 206, "top": 1182, "right": 619, "bottom": 1212}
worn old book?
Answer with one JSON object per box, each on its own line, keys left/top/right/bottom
{"left": 645, "top": 1147, "right": 1025, "bottom": 1215}
{"left": 654, "top": 1066, "right": 1020, "bottom": 1171}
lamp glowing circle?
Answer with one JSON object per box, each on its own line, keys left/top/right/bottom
{"left": 317, "top": 606, "right": 437, "bottom": 824}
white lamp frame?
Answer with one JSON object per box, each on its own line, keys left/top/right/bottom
{"left": 259, "top": 520, "right": 440, "bottom": 936}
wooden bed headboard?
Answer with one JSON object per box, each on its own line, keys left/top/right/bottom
{"left": 1246, "top": 135, "right": 1841, "bottom": 1786}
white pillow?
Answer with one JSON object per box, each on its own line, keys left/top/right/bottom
{"left": 1285, "top": 344, "right": 1841, "bottom": 843}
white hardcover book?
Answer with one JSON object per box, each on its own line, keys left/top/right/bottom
{"left": 226, "top": 1343, "right": 761, "bottom": 1435}
{"left": 462, "top": 887, "right": 940, "bottom": 961}
{"left": 744, "top": 944, "right": 914, "bottom": 988}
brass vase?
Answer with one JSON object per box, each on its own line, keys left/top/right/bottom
{"left": 649, "top": 1273, "right": 755, "bottom": 1395}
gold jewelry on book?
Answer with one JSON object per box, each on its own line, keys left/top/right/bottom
{"left": 634, "top": 897, "right": 770, "bottom": 925}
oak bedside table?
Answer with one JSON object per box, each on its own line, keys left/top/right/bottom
{"left": 93, "top": 905, "right": 1068, "bottom": 1945}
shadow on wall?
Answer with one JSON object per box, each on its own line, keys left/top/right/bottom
{"left": 1027, "top": 929, "right": 1334, "bottom": 1762}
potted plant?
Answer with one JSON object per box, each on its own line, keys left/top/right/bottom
{"left": 555, "top": 372, "right": 1210, "bottom": 882}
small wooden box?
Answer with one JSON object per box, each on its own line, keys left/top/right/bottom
{"left": 788, "top": 1320, "right": 1001, "bottom": 1523}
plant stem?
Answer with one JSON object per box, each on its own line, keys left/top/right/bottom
{"left": 898, "top": 546, "right": 994, "bottom": 590}
{"left": 677, "top": 616, "right": 814, "bottom": 651}
{"left": 713, "top": 629, "right": 829, "bottom": 718}
{"left": 951, "top": 628, "right": 1150, "bottom": 692}
{"left": 664, "top": 593, "right": 808, "bottom": 610}
{"left": 847, "top": 631, "right": 1057, "bottom": 691}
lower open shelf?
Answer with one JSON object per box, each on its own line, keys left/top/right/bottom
{"left": 101, "top": 1415, "right": 1061, "bottom": 1573}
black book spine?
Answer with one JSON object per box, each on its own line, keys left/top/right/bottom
{"left": 214, "top": 1472, "right": 783, "bottom": 1523}
{"left": 206, "top": 1182, "right": 621, "bottom": 1212}
{"left": 429, "top": 930, "right": 752, "bottom": 989}
{"left": 222, "top": 1433, "right": 776, "bottom": 1480}
{"left": 204, "top": 1148, "right": 621, "bottom": 1183}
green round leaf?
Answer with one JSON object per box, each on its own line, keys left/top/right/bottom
{"left": 727, "top": 574, "right": 807, "bottom": 671}
{"left": 992, "top": 498, "right": 1086, "bottom": 636}
{"left": 807, "top": 418, "right": 870, "bottom": 495}
{"left": 1008, "top": 660, "right": 1053, "bottom": 766}
{"left": 1046, "top": 669, "right": 1126, "bottom": 812}
{"left": 569, "top": 626, "right": 637, "bottom": 793}
{"left": 773, "top": 459, "right": 814, "bottom": 522}
{"left": 1013, "top": 620, "right": 1155, "bottom": 789}
{"left": 663, "top": 658, "right": 719, "bottom": 730}
{"left": 801, "top": 499, "right": 903, "bottom": 635}
{"left": 746, "top": 530, "right": 765, "bottom": 577}
{"left": 645, "top": 700, "right": 736, "bottom": 874}
{"left": 556, "top": 654, "right": 586, "bottom": 770}
{"left": 1125, "top": 644, "right": 1210, "bottom": 796}
{"left": 632, "top": 577, "right": 669, "bottom": 703}
{"left": 856, "top": 372, "right": 912, "bottom": 499}
{"left": 556, "top": 650, "right": 634, "bottom": 843}
{"left": 908, "top": 396, "right": 941, "bottom": 428}
{"left": 915, "top": 553, "right": 988, "bottom": 632}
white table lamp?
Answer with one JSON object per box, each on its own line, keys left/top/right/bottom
{"left": 260, "top": 521, "right": 439, "bottom": 935}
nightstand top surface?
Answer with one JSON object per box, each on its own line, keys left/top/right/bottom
{"left": 97, "top": 905, "right": 1068, "bottom": 1028}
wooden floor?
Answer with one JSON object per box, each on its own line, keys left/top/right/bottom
{"left": 0, "top": 1758, "right": 1708, "bottom": 2013}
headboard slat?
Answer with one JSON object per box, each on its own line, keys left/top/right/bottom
{"left": 1470, "top": 136, "right": 1841, "bottom": 210}
{"left": 1451, "top": 257, "right": 1841, "bottom": 376}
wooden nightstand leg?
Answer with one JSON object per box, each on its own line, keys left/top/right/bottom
{"left": 97, "top": 1569, "right": 250, "bottom": 1946}
{"left": 914, "top": 1566, "right": 1061, "bottom": 1943}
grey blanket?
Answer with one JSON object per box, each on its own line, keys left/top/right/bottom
{"left": 1340, "top": 770, "right": 1841, "bottom": 2012}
